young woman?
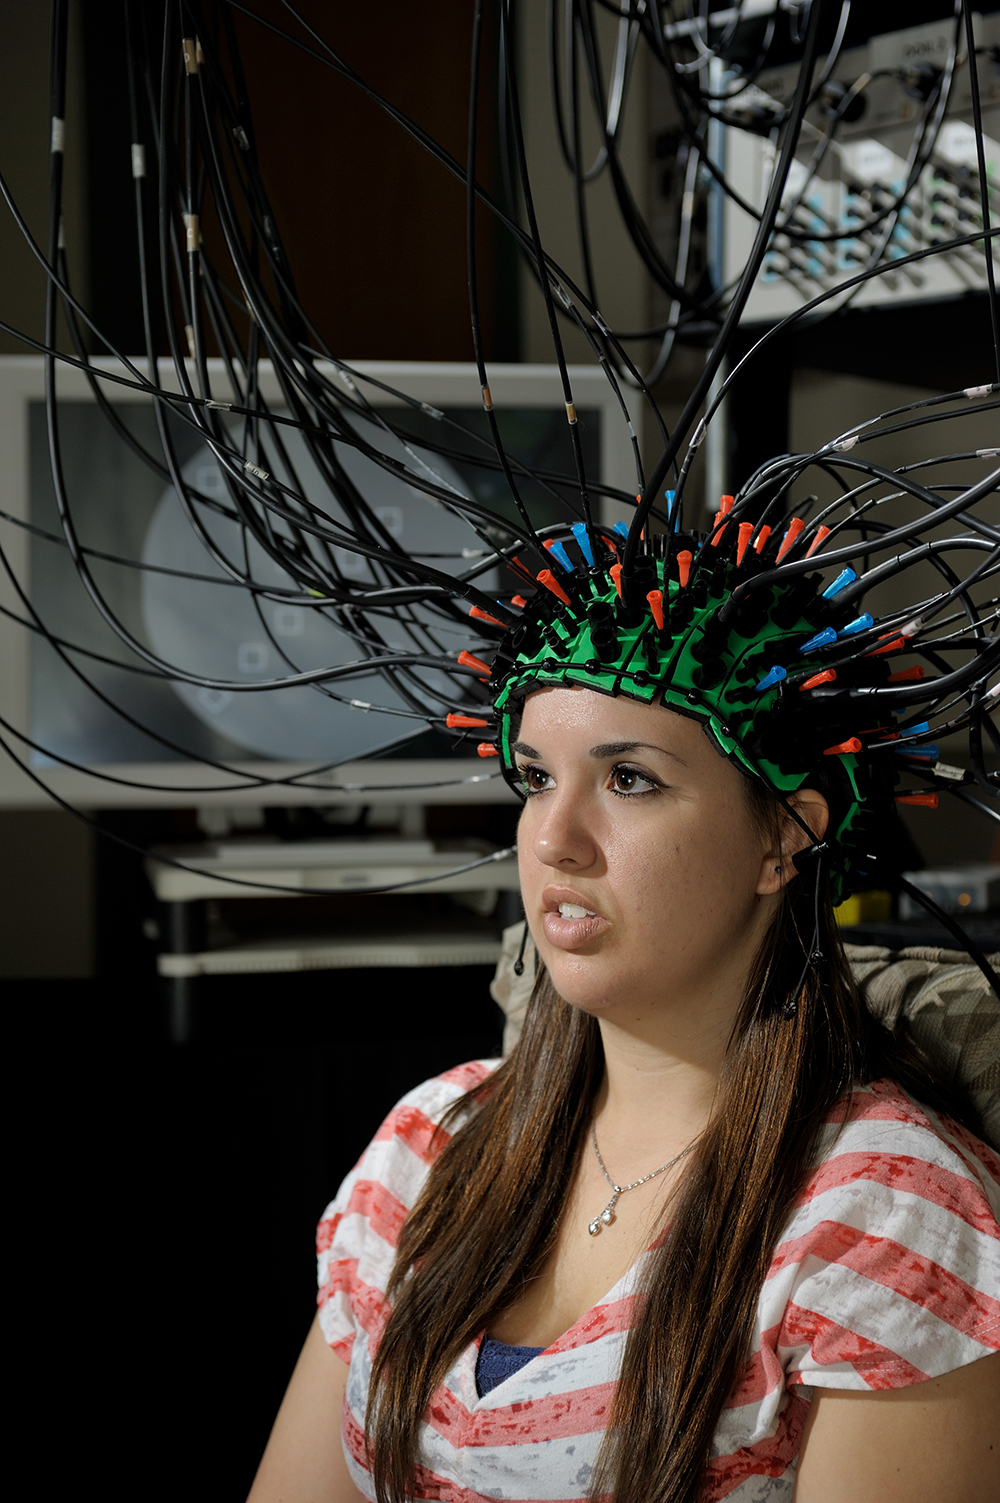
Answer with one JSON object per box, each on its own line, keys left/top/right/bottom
{"left": 248, "top": 524, "right": 1000, "bottom": 1503}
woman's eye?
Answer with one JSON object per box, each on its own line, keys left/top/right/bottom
{"left": 519, "top": 764, "right": 552, "bottom": 794}
{"left": 609, "top": 764, "right": 659, "bottom": 797}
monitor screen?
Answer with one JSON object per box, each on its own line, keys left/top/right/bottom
{"left": 0, "top": 359, "right": 639, "bottom": 808}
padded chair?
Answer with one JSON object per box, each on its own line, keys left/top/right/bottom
{"left": 490, "top": 923, "right": 1000, "bottom": 1152}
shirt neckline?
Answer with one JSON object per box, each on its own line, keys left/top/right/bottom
{"left": 466, "top": 1257, "right": 645, "bottom": 1406}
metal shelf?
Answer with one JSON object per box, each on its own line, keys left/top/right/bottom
{"left": 157, "top": 930, "right": 503, "bottom": 978}
{"left": 146, "top": 838, "right": 519, "bottom": 902}
{"left": 146, "top": 835, "right": 521, "bottom": 1040}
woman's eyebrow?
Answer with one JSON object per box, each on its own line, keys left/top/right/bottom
{"left": 511, "top": 741, "right": 540, "bottom": 758}
{"left": 590, "top": 740, "right": 685, "bottom": 764}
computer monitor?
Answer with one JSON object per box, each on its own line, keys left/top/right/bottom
{"left": 0, "top": 358, "right": 641, "bottom": 809}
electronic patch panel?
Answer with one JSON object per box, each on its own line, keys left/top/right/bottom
{"left": 720, "top": 13, "right": 1000, "bottom": 320}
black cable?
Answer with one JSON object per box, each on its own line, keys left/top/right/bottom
{"left": 3, "top": 0, "right": 996, "bottom": 833}
{"left": 897, "top": 877, "right": 1000, "bottom": 1002}
{"left": 961, "top": 0, "right": 1000, "bottom": 382}
{"left": 627, "top": 0, "right": 833, "bottom": 553}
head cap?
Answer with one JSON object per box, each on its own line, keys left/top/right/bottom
{"left": 490, "top": 519, "right": 903, "bottom": 903}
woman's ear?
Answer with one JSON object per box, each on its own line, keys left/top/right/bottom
{"left": 756, "top": 788, "right": 830, "bottom": 896}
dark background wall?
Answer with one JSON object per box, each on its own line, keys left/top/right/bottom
{"left": 12, "top": 950, "right": 506, "bottom": 1501}
{"left": 2, "top": 0, "right": 517, "bottom": 363}
{"left": 82, "top": 0, "right": 518, "bottom": 364}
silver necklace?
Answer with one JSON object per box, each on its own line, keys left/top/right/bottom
{"left": 587, "top": 1124, "right": 699, "bottom": 1236}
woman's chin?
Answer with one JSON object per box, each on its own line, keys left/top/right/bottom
{"left": 542, "top": 950, "right": 630, "bottom": 1016}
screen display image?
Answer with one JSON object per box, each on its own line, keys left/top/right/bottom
{"left": 27, "top": 397, "right": 598, "bottom": 770}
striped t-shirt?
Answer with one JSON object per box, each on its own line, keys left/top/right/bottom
{"left": 317, "top": 1062, "right": 1000, "bottom": 1502}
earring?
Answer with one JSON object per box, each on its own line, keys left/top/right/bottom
{"left": 774, "top": 865, "right": 782, "bottom": 873}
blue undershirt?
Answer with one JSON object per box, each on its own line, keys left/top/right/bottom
{"left": 475, "top": 1335, "right": 545, "bottom": 1397}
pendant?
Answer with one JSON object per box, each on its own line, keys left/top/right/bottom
{"left": 588, "top": 1190, "right": 620, "bottom": 1235}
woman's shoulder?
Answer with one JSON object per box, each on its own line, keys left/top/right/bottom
{"left": 816, "top": 1077, "right": 1000, "bottom": 1199}
{"left": 370, "top": 1056, "right": 502, "bottom": 1166}
{"left": 764, "top": 1077, "right": 1000, "bottom": 1354}
{"left": 389, "top": 1057, "right": 501, "bottom": 1131}
{"left": 318, "top": 1059, "right": 500, "bottom": 1239}
{"left": 757, "top": 1079, "right": 1000, "bottom": 1393}
{"left": 791, "top": 1077, "right": 1000, "bottom": 1245}
{"left": 316, "top": 1059, "right": 502, "bottom": 1353}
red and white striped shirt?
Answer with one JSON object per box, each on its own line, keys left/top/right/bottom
{"left": 317, "top": 1063, "right": 1000, "bottom": 1502}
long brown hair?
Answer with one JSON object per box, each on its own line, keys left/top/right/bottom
{"left": 365, "top": 785, "right": 979, "bottom": 1503}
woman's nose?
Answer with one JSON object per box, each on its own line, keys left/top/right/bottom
{"left": 526, "top": 786, "right": 598, "bottom": 871}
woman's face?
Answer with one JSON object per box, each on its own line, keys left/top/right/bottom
{"left": 514, "top": 686, "right": 789, "bottom": 1027}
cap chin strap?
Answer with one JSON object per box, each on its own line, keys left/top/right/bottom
{"left": 513, "top": 920, "right": 531, "bottom": 978}
{"left": 782, "top": 843, "right": 830, "bottom": 1020}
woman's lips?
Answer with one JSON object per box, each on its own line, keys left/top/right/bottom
{"left": 540, "top": 894, "right": 609, "bottom": 951}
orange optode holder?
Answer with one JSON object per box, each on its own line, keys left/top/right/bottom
{"left": 446, "top": 713, "right": 488, "bottom": 729}
{"left": 776, "top": 517, "right": 804, "bottom": 561}
{"left": 865, "top": 636, "right": 906, "bottom": 658}
{"left": 457, "top": 650, "right": 491, "bottom": 677}
{"left": 823, "top": 737, "right": 862, "bottom": 755}
{"left": 799, "top": 669, "right": 837, "bottom": 691}
{"left": 537, "top": 568, "right": 571, "bottom": 606}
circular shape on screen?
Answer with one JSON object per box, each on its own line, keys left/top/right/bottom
{"left": 141, "top": 418, "right": 488, "bottom": 761}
